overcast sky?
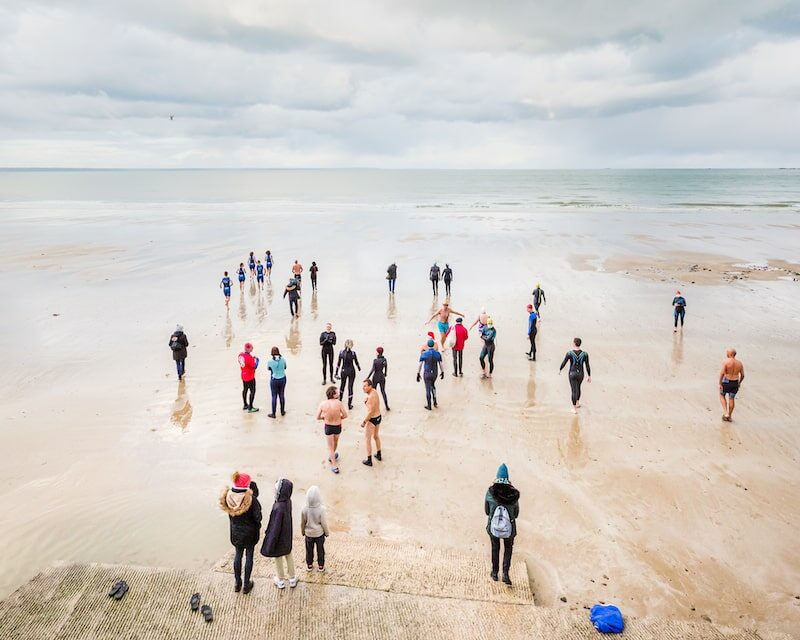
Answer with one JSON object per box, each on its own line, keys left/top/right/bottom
{"left": 0, "top": 0, "right": 799, "bottom": 168}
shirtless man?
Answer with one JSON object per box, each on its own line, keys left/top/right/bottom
{"left": 719, "top": 348, "right": 745, "bottom": 422}
{"left": 360, "top": 379, "right": 383, "bottom": 467}
{"left": 316, "top": 386, "right": 348, "bottom": 474}
{"left": 427, "top": 301, "right": 464, "bottom": 348}
{"left": 291, "top": 260, "right": 303, "bottom": 286}
{"left": 469, "top": 307, "right": 489, "bottom": 333}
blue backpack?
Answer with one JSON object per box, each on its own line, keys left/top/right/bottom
{"left": 590, "top": 604, "right": 624, "bottom": 634}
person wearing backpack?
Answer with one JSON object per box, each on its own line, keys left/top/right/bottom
{"left": 485, "top": 463, "right": 520, "bottom": 585}
{"left": 168, "top": 324, "right": 189, "bottom": 381}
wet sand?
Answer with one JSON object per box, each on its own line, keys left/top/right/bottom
{"left": 0, "top": 203, "right": 799, "bottom": 637}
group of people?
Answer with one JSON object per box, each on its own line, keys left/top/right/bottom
{"left": 218, "top": 462, "right": 521, "bottom": 592}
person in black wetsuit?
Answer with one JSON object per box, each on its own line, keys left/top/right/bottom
{"left": 283, "top": 278, "right": 301, "bottom": 317}
{"left": 532, "top": 283, "right": 546, "bottom": 315}
{"left": 442, "top": 264, "right": 453, "bottom": 297}
{"left": 335, "top": 339, "right": 361, "bottom": 410}
{"left": 367, "top": 346, "right": 390, "bottom": 411}
{"left": 319, "top": 323, "right": 336, "bottom": 385}
{"left": 559, "top": 337, "right": 591, "bottom": 413}
{"left": 672, "top": 290, "right": 687, "bottom": 332}
{"left": 429, "top": 263, "right": 440, "bottom": 295}
{"left": 386, "top": 263, "right": 397, "bottom": 293}
{"left": 310, "top": 262, "right": 319, "bottom": 291}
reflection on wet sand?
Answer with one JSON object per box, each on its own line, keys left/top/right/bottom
{"left": 387, "top": 294, "right": 396, "bottom": 320}
{"left": 311, "top": 291, "right": 318, "bottom": 319}
{"left": 224, "top": 310, "right": 233, "bottom": 348}
{"left": 671, "top": 330, "right": 684, "bottom": 365}
{"left": 559, "top": 416, "right": 589, "bottom": 469}
{"left": 170, "top": 381, "right": 193, "bottom": 429}
{"left": 525, "top": 368, "right": 536, "bottom": 407}
{"left": 256, "top": 292, "right": 266, "bottom": 324}
{"left": 265, "top": 282, "right": 273, "bottom": 305}
{"left": 238, "top": 293, "right": 247, "bottom": 321}
{"left": 285, "top": 317, "right": 302, "bottom": 354}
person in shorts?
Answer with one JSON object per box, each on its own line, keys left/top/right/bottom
{"left": 316, "top": 386, "right": 348, "bottom": 474}
{"left": 360, "top": 379, "right": 382, "bottom": 467}
{"left": 719, "top": 348, "right": 745, "bottom": 422}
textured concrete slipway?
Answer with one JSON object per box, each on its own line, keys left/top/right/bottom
{"left": 0, "top": 537, "right": 793, "bottom": 640}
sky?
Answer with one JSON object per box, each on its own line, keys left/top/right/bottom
{"left": 0, "top": 0, "right": 799, "bottom": 168}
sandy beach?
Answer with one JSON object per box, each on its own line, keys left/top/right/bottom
{"left": 0, "top": 174, "right": 799, "bottom": 637}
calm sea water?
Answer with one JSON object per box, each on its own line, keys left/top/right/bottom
{"left": 0, "top": 169, "right": 798, "bottom": 211}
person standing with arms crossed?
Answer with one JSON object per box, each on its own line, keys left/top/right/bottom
{"left": 319, "top": 323, "right": 337, "bottom": 385}
{"left": 360, "top": 379, "right": 383, "bottom": 466}
{"left": 367, "top": 346, "right": 390, "bottom": 411}
{"left": 417, "top": 339, "right": 444, "bottom": 410}
{"left": 316, "top": 387, "right": 348, "bottom": 474}
{"left": 672, "top": 290, "right": 687, "bottom": 332}
{"left": 719, "top": 348, "right": 745, "bottom": 422}
{"left": 559, "top": 338, "right": 591, "bottom": 414}
{"left": 336, "top": 339, "right": 361, "bottom": 410}
{"left": 238, "top": 342, "right": 260, "bottom": 413}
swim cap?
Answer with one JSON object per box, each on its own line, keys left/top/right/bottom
{"left": 427, "top": 331, "right": 435, "bottom": 339}
{"left": 427, "top": 339, "right": 435, "bottom": 347}
{"left": 526, "top": 304, "right": 533, "bottom": 310}
{"left": 244, "top": 342, "right": 253, "bottom": 351}
{"left": 487, "top": 318, "right": 494, "bottom": 325}
{"left": 456, "top": 317, "right": 463, "bottom": 323}
{"left": 376, "top": 346, "right": 384, "bottom": 354}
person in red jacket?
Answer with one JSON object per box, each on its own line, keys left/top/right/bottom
{"left": 239, "top": 342, "right": 260, "bottom": 413}
{"left": 445, "top": 317, "right": 469, "bottom": 377}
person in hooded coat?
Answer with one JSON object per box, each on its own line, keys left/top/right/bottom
{"left": 484, "top": 463, "right": 520, "bottom": 585}
{"left": 260, "top": 478, "right": 297, "bottom": 589}
{"left": 168, "top": 324, "right": 189, "bottom": 380}
{"left": 219, "top": 471, "right": 262, "bottom": 593}
{"left": 301, "top": 485, "right": 329, "bottom": 571}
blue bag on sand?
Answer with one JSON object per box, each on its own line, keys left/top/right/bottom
{"left": 590, "top": 604, "right": 624, "bottom": 633}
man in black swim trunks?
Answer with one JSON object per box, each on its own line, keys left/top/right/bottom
{"left": 360, "top": 379, "right": 383, "bottom": 467}
{"left": 719, "top": 348, "right": 745, "bottom": 422}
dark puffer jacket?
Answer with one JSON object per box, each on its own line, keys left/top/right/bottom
{"left": 484, "top": 482, "right": 520, "bottom": 538}
{"left": 169, "top": 331, "right": 189, "bottom": 361}
{"left": 260, "top": 479, "right": 294, "bottom": 558}
{"left": 219, "top": 481, "right": 262, "bottom": 548}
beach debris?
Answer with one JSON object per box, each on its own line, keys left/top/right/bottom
{"left": 201, "top": 604, "right": 213, "bottom": 622}
{"left": 560, "top": 596, "right": 567, "bottom": 603}
{"left": 190, "top": 593, "right": 200, "bottom": 611}
{"left": 590, "top": 604, "right": 624, "bottom": 633}
{"left": 701, "top": 614, "right": 712, "bottom": 623}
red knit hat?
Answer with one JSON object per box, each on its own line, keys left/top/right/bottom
{"left": 376, "top": 346, "right": 384, "bottom": 354}
{"left": 427, "top": 331, "right": 435, "bottom": 339}
{"left": 244, "top": 342, "right": 253, "bottom": 351}
{"left": 527, "top": 304, "right": 533, "bottom": 310}
{"left": 233, "top": 471, "right": 251, "bottom": 488}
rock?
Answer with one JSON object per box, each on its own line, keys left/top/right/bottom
{"left": 560, "top": 596, "right": 567, "bottom": 603}
{"left": 701, "top": 614, "right": 712, "bottom": 623}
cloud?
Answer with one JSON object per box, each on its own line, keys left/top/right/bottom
{"left": 0, "top": 0, "right": 798, "bottom": 167}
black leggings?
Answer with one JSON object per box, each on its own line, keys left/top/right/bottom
{"left": 569, "top": 372, "right": 583, "bottom": 406}
{"left": 674, "top": 308, "right": 685, "bottom": 327}
{"left": 242, "top": 380, "right": 256, "bottom": 409}
{"left": 431, "top": 279, "right": 438, "bottom": 295}
{"left": 528, "top": 330, "right": 537, "bottom": 359}
{"left": 374, "top": 379, "right": 389, "bottom": 408}
{"left": 321, "top": 347, "right": 334, "bottom": 381}
{"left": 452, "top": 349, "right": 463, "bottom": 375}
{"left": 444, "top": 280, "right": 451, "bottom": 296}
{"left": 340, "top": 369, "right": 356, "bottom": 408}
{"left": 289, "top": 298, "right": 299, "bottom": 316}
{"left": 305, "top": 535, "right": 325, "bottom": 567}
{"left": 490, "top": 534, "right": 514, "bottom": 576}
{"left": 311, "top": 276, "right": 317, "bottom": 291}
{"left": 480, "top": 344, "right": 495, "bottom": 374}
{"left": 233, "top": 545, "right": 254, "bottom": 586}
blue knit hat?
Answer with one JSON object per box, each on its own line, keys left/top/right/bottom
{"left": 495, "top": 463, "right": 509, "bottom": 484}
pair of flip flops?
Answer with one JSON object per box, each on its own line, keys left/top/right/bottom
{"left": 108, "top": 580, "right": 129, "bottom": 600}
{"left": 190, "top": 593, "right": 213, "bottom": 623}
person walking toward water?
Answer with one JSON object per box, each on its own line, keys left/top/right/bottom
{"left": 445, "top": 317, "right": 468, "bottom": 376}
{"left": 429, "top": 263, "right": 441, "bottom": 295}
{"left": 485, "top": 463, "right": 520, "bottom": 585}
{"left": 428, "top": 301, "right": 465, "bottom": 348}
{"left": 238, "top": 342, "right": 260, "bottom": 413}
{"left": 719, "top": 348, "right": 745, "bottom": 422}
{"left": 442, "top": 263, "right": 453, "bottom": 297}
{"left": 248, "top": 252, "right": 256, "bottom": 278}
{"left": 168, "top": 324, "right": 189, "bottom": 380}
{"left": 283, "top": 278, "right": 301, "bottom": 317}
{"left": 532, "top": 283, "right": 546, "bottom": 315}
{"left": 309, "top": 261, "right": 319, "bottom": 291}
{"left": 220, "top": 271, "right": 232, "bottom": 306}
{"left": 673, "top": 290, "right": 687, "bottom": 331}
{"left": 336, "top": 339, "right": 361, "bottom": 410}
{"left": 360, "top": 379, "right": 383, "bottom": 466}
{"left": 526, "top": 304, "right": 539, "bottom": 361}
{"left": 256, "top": 260, "right": 265, "bottom": 289}
{"left": 387, "top": 262, "right": 397, "bottom": 293}
{"left": 367, "top": 346, "right": 390, "bottom": 410}
{"left": 479, "top": 319, "right": 497, "bottom": 378}
{"left": 319, "top": 323, "right": 337, "bottom": 385}
{"left": 301, "top": 486, "right": 329, "bottom": 572}
{"left": 260, "top": 478, "right": 297, "bottom": 589}
{"left": 417, "top": 339, "right": 443, "bottom": 410}
{"left": 316, "top": 386, "right": 348, "bottom": 474}
{"left": 237, "top": 263, "right": 246, "bottom": 292}
{"left": 559, "top": 338, "right": 591, "bottom": 413}
{"left": 267, "top": 347, "right": 287, "bottom": 419}
{"left": 265, "top": 250, "right": 273, "bottom": 280}
{"left": 219, "top": 471, "right": 262, "bottom": 594}
{"left": 292, "top": 260, "right": 303, "bottom": 285}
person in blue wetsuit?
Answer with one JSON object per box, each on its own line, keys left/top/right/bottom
{"left": 220, "top": 271, "right": 232, "bottom": 306}
{"left": 248, "top": 252, "right": 256, "bottom": 277}
{"left": 526, "top": 304, "right": 539, "bottom": 361}
{"left": 417, "top": 340, "right": 443, "bottom": 410}
{"left": 672, "top": 290, "right": 687, "bottom": 331}
{"left": 265, "top": 251, "right": 273, "bottom": 281}
{"left": 479, "top": 319, "right": 497, "bottom": 378}
{"left": 256, "top": 261, "right": 265, "bottom": 290}
{"left": 237, "top": 263, "right": 246, "bottom": 292}
{"left": 559, "top": 337, "right": 591, "bottom": 414}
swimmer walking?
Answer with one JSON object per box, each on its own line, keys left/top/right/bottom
{"left": 265, "top": 250, "right": 273, "bottom": 281}
{"left": 248, "top": 252, "right": 256, "bottom": 278}
{"left": 719, "top": 348, "right": 745, "bottom": 422}
{"left": 237, "top": 263, "right": 246, "bottom": 292}
{"left": 316, "top": 387, "right": 347, "bottom": 474}
{"left": 256, "top": 260, "right": 265, "bottom": 289}
{"left": 220, "top": 271, "right": 232, "bottom": 306}
{"left": 336, "top": 340, "right": 361, "bottom": 410}
{"left": 673, "top": 290, "right": 687, "bottom": 332}
{"left": 417, "top": 339, "right": 444, "bottom": 410}
{"left": 532, "top": 283, "right": 546, "bottom": 315}
{"left": 360, "top": 379, "right": 383, "bottom": 466}
{"left": 559, "top": 338, "right": 591, "bottom": 413}
{"left": 367, "top": 347, "right": 390, "bottom": 410}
